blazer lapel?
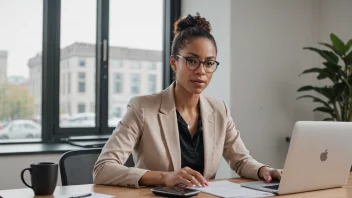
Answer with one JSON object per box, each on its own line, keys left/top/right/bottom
{"left": 157, "top": 82, "right": 216, "bottom": 175}
{"left": 200, "top": 95, "right": 216, "bottom": 178}
{"left": 158, "top": 83, "right": 181, "bottom": 171}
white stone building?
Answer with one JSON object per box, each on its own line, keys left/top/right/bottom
{"left": 28, "top": 42, "right": 162, "bottom": 121}
{"left": 0, "top": 51, "right": 8, "bottom": 84}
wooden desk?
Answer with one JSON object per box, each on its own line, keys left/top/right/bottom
{"left": 1, "top": 173, "right": 352, "bottom": 198}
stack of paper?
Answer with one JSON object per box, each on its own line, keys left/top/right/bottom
{"left": 56, "top": 192, "right": 115, "bottom": 198}
{"left": 190, "top": 180, "right": 275, "bottom": 198}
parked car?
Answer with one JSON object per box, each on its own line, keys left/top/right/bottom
{"left": 0, "top": 121, "right": 8, "bottom": 130}
{"left": 60, "top": 113, "right": 95, "bottom": 128}
{"left": 0, "top": 120, "right": 41, "bottom": 139}
{"left": 59, "top": 113, "right": 121, "bottom": 128}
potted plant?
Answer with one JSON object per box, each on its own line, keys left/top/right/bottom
{"left": 295, "top": 34, "right": 352, "bottom": 171}
{"left": 297, "top": 33, "right": 352, "bottom": 122}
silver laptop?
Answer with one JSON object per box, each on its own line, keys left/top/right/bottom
{"left": 241, "top": 121, "right": 352, "bottom": 195}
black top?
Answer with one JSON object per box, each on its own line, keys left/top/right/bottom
{"left": 176, "top": 110, "right": 205, "bottom": 174}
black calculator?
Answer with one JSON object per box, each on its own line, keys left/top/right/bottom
{"left": 151, "top": 186, "right": 200, "bottom": 197}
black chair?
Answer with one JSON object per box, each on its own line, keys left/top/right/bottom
{"left": 59, "top": 148, "right": 135, "bottom": 186}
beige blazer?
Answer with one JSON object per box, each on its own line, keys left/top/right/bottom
{"left": 93, "top": 82, "right": 265, "bottom": 188}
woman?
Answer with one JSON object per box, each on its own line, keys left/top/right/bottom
{"left": 93, "top": 13, "right": 282, "bottom": 188}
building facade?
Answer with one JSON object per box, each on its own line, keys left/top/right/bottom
{"left": 27, "top": 42, "right": 162, "bottom": 122}
{"left": 0, "top": 51, "right": 8, "bottom": 84}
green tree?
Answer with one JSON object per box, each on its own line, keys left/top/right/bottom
{"left": 0, "top": 82, "right": 34, "bottom": 121}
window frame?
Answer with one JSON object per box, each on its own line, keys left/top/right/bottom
{"left": 0, "top": 0, "right": 181, "bottom": 144}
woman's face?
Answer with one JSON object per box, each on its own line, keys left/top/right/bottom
{"left": 170, "top": 37, "right": 217, "bottom": 95}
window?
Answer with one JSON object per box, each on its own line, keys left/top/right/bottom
{"left": 59, "top": 0, "right": 96, "bottom": 129}
{"left": 79, "top": 60, "right": 86, "bottom": 67}
{"left": 90, "top": 102, "right": 95, "bottom": 112}
{"left": 114, "top": 73, "right": 123, "bottom": 93}
{"left": 68, "top": 103, "right": 71, "bottom": 114}
{"left": 78, "top": 72, "right": 86, "bottom": 93}
{"left": 114, "top": 107, "right": 122, "bottom": 117}
{"left": 78, "top": 103, "right": 86, "bottom": 113}
{"left": 112, "top": 60, "right": 122, "bottom": 69}
{"left": 148, "top": 62, "right": 157, "bottom": 70}
{"left": 62, "top": 72, "right": 66, "bottom": 95}
{"left": 130, "top": 61, "right": 141, "bottom": 70}
{"left": 0, "top": 0, "right": 43, "bottom": 141}
{"left": 107, "top": 0, "right": 169, "bottom": 128}
{"left": 148, "top": 74, "right": 157, "bottom": 93}
{"left": 130, "top": 74, "right": 140, "bottom": 94}
{"left": 0, "top": 0, "right": 179, "bottom": 143}
{"left": 67, "top": 72, "right": 71, "bottom": 94}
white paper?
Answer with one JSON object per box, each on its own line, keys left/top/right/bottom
{"left": 55, "top": 192, "right": 115, "bottom": 198}
{"left": 190, "top": 180, "right": 275, "bottom": 198}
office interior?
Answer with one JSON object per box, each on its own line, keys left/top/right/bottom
{"left": 0, "top": 0, "right": 351, "bottom": 191}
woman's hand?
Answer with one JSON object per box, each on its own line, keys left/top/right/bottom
{"left": 163, "top": 167, "right": 209, "bottom": 187}
{"left": 259, "top": 166, "right": 283, "bottom": 183}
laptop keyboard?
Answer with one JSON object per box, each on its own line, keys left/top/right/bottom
{"left": 263, "top": 185, "right": 279, "bottom": 190}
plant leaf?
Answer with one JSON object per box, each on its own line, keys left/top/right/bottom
{"left": 319, "top": 42, "right": 343, "bottom": 56}
{"left": 299, "top": 68, "right": 323, "bottom": 76}
{"left": 323, "top": 118, "right": 334, "bottom": 121}
{"left": 313, "top": 107, "right": 334, "bottom": 117}
{"left": 313, "top": 107, "right": 335, "bottom": 118}
{"left": 297, "top": 85, "right": 314, "bottom": 92}
{"left": 322, "top": 62, "right": 345, "bottom": 80}
{"left": 344, "top": 51, "right": 352, "bottom": 65}
{"left": 297, "top": 86, "right": 336, "bottom": 101}
{"left": 330, "top": 33, "right": 346, "bottom": 55}
{"left": 345, "top": 39, "right": 352, "bottom": 53}
{"left": 299, "top": 67, "right": 337, "bottom": 82}
{"left": 303, "top": 47, "right": 339, "bottom": 64}
{"left": 317, "top": 68, "right": 337, "bottom": 82}
{"left": 315, "top": 86, "right": 335, "bottom": 101}
{"left": 296, "top": 95, "right": 331, "bottom": 109}
{"left": 331, "top": 82, "right": 349, "bottom": 102}
{"left": 322, "top": 62, "right": 342, "bottom": 73}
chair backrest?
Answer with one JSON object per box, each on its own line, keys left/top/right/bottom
{"left": 59, "top": 148, "right": 135, "bottom": 186}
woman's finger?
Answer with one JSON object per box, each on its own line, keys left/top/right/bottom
{"left": 178, "top": 176, "right": 193, "bottom": 187}
{"left": 263, "top": 170, "right": 272, "bottom": 183}
{"left": 271, "top": 169, "right": 282, "bottom": 180}
{"left": 183, "top": 167, "right": 207, "bottom": 186}
{"left": 181, "top": 172, "right": 201, "bottom": 187}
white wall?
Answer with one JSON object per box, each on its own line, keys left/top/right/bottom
{"left": 320, "top": 0, "right": 352, "bottom": 43}
{"left": 0, "top": 154, "right": 62, "bottom": 190}
{"left": 230, "top": 0, "right": 323, "bottom": 170}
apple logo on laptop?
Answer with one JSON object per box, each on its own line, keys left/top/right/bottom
{"left": 320, "top": 149, "right": 328, "bottom": 161}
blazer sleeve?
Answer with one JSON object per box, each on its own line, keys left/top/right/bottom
{"left": 93, "top": 97, "right": 149, "bottom": 188}
{"left": 221, "top": 101, "right": 265, "bottom": 180}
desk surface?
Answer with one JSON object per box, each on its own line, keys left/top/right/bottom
{"left": 1, "top": 173, "right": 352, "bottom": 198}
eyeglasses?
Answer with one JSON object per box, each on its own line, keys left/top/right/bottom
{"left": 176, "top": 55, "right": 219, "bottom": 73}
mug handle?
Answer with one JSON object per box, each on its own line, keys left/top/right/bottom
{"left": 21, "top": 168, "right": 33, "bottom": 189}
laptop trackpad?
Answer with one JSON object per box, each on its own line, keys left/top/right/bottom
{"left": 263, "top": 184, "right": 279, "bottom": 190}
{"left": 241, "top": 181, "right": 280, "bottom": 193}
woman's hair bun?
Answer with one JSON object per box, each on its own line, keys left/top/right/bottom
{"left": 173, "top": 12, "right": 211, "bottom": 35}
